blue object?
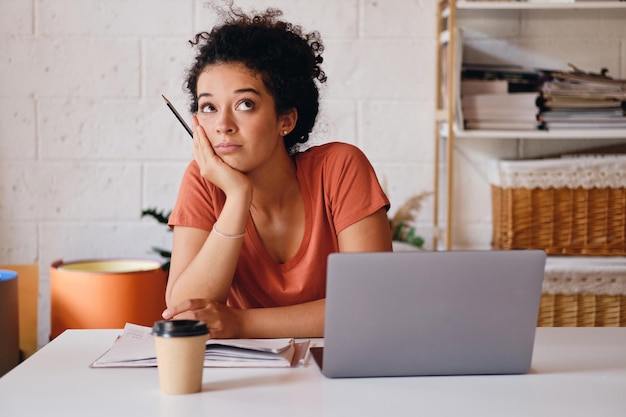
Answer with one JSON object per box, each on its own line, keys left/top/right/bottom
{"left": 0, "top": 270, "right": 18, "bottom": 281}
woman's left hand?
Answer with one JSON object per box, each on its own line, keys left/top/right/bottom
{"left": 162, "top": 299, "right": 244, "bottom": 339}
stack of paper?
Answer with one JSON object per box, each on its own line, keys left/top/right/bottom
{"left": 538, "top": 69, "right": 626, "bottom": 129}
{"left": 460, "top": 63, "right": 543, "bottom": 131}
{"left": 90, "top": 323, "right": 309, "bottom": 368}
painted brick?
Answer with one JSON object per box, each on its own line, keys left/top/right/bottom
{"left": 143, "top": 39, "right": 197, "bottom": 101}
{"left": 0, "top": 98, "right": 36, "bottom": 160}
{"left": 362, "top": 0, "right": 437, "bottom": 38}
{"left": 38, "top": 98, "right": 191, "bottom": 160}
{"left": 0, "top": 0, "right": 32, "bottom": 35}
{"left": 0, "top": 162, "right": 141, "bottom": 220}
{"left": 374, "top": 161, "right": 435, "bottom": 221}
{"left": 1, "top": 38, "right": 141, "bottom": 97}
{"left": 313, "top": 99, "right": 358, "bottom": 146}
{"left": 323, "top": 39, "right": 435, "bottom": 100}
{"left": 360, "top": 100, "right": 434, "bottom": 163}
{"left": 0, "top": 222, "right": 38, "bottom": 263}
{"left": 143, "top": 162, "right": 189, "bottom": 211}
{"left": 38, "top": 0, "right": 192, "bottom": 36}
{"left": 196, "top": 0, "right": 358, "bottom": 38}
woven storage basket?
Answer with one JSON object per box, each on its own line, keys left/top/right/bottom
{"left": 538, "top": 257, "right": 626, "bottom": 327}
{"left": 490, "top": 156, "right": 626, "bottom": 255}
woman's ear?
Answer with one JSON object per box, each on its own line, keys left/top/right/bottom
{"left": 279, "top": 108, "right": 298, "bottom": 135}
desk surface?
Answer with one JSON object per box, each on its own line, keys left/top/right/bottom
{"left": 1, "top": 328, "right": 625, "bottom": 417}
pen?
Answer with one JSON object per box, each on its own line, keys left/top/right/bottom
{"left": 161, "top": 95, "right": 193, "bottom": 138}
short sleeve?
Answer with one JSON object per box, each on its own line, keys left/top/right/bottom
{"left": 319, "top": 143, "right": 390, "bottom": 233}
{"left": 168, "top": 161, "right": 224, "bottom": 231}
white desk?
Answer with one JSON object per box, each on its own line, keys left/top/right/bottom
{"left": 1, "top": 328, "right": 625, "bottom": 417}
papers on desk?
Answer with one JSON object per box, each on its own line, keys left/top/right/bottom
{"left": 90, "top": 323, "right": 310, "bottom": 368}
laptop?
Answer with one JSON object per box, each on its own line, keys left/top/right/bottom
{"left": 311, "top": 250, "right": 546, "bottom": 378}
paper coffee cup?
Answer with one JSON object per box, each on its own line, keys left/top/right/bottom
{"left": 152, "top": 320, "right": 209, "bottom": 395}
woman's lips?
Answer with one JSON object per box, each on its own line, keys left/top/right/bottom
{"left": 214, "top": 142, "right": 242, "bottom": 154}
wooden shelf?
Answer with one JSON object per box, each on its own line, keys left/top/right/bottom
{"left": 457, "top": 1, "right": 626, "bottom": 10}
{"left": 453, "top": 127, "right": 626, "bottom": 140}
{"left": 433, "top": 0, "right": 626, "bottom": 251}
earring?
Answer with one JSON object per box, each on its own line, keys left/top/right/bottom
{"left": 283, "top": 130, "right": 288, "bottom": 135}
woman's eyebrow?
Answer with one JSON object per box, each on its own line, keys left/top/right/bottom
{"left": 197, "top": 88, "right": 261, "bottom": 100}
{"left": 234, "top": 87, "right": 261, "bottom": 96}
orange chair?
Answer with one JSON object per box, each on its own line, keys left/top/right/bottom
{"left": 50, "top": 259, "right": 167, "bottom": 339}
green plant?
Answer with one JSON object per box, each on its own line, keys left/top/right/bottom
{"left": 389, "top": 192, "right": 431, "bottom": 249}
{"left": 141, "top": 208, "right": 172, "bottom": 271}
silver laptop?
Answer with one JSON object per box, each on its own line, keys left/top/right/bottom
{"left": 311, "top": 250, "right": 546, "bottom": 378}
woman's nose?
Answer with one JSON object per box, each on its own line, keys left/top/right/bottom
{"left": 215, "top": 110, "right": 236, "bottom": 134}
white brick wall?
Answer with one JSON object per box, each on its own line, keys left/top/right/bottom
{"left": 1, "top": 0, "right": 624, "bottom": 348}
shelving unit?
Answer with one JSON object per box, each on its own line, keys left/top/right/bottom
{"left": 458, "top": 0, "right": 626, "bottom": 10}
{"left": 433, "top": 0, "right": 626, "bottom": 250}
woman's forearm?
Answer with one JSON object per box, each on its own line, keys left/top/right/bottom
{"left": 166, "top": 191, "right": 252, "bottom": 306}
{"left": 238, "top": 299, "right": 325, "bottom": 338}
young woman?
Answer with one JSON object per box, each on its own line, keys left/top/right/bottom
{"left": 163, "top": 5, "right": 392, "bottom": 338}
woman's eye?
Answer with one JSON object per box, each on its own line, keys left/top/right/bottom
{"left": 199, "top": 103, "right": 216, "bottom": 113}
{"left": 236, "top": 99, "right": 254, "bottom": 111}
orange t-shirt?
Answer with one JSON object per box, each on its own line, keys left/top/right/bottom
{"left": 168, "top": 142, "right": 390, "bottom": 309}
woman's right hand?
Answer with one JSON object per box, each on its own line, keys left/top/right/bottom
{"left": 191, "top": 115, "right": 251, "bottom": 198}
{"left": 162, "top": 298, "right": 245, "bottom": 339}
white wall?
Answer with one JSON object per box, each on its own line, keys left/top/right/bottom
{"left": 1, "top": 1, "right": 624, "bottom": 347}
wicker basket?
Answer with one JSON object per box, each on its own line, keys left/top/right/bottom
{"left": 538, "top": 293, "right": 626, "bottom": 326}
{"left": 537, "top": 257, "right": 626, "bottom": 327}
{"left": 490, "top": 156, "right": 626, "bottom": 255}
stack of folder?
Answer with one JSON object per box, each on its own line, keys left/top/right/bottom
{"left": 537, "top": 67, "right": 626, "bottom": 130}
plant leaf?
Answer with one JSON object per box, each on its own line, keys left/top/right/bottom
{"left": 141, "top": 208, "right": 172, "bottom": 225}
{"left": 151, "top": 247, "right": 171, "bottom": 258}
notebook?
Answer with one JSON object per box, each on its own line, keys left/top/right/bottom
{"left": 311, "top": 250, "right": 546, "bottom": 378}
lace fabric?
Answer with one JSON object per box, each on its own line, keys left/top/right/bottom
{"left": 543, "top": 257, "right": 626, "bottom": 296}
{"left": 490, "top": 155, "right": 626, "bottom": 189}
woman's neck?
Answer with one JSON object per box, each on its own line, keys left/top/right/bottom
{"left": 248, "top": 150, "right": 299, "bottom": 211}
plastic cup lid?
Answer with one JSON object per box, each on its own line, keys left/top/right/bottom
{"left": 152, "top": 320, "right": 209, "bottom": 337}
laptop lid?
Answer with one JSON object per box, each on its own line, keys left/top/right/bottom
{"left": 315, "top": 250, "right": 546, "bottom": 378}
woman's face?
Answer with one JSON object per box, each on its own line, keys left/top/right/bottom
{"left": 195, "top": 62, "right": 293, "bottom": 173}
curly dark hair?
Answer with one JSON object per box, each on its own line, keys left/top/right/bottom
{"left": 184, "top": 5, "right": 327, "bottom": 154}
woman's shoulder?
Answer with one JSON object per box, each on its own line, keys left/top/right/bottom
{"left": 295, "top": 142, "right": 376, "bottom": 187}
{"left": 297, "top": 141, "right": 369, "bottom": 164}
